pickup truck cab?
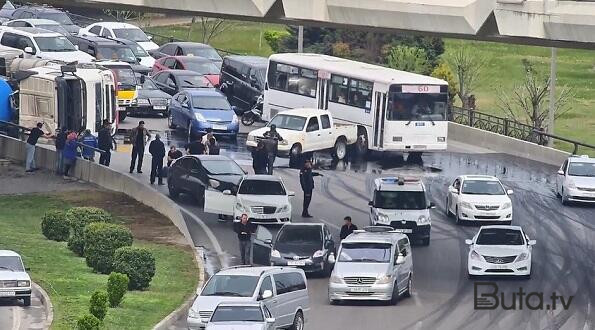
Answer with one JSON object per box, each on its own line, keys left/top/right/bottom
{"left": 246, "top": 108, "right": 357, "bottom": 162}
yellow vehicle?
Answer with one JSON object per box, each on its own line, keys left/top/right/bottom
{"left": 95, "top": 61, "right": 138, "bottom": 122}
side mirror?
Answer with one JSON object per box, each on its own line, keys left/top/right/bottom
{"left": 395, "top": 254, "right": 405, "bottom": 265}
{"left": 368, "top": 201, "right": 373, "bottom": 206}
{"left": 24, "top": 46, "right": 34, "bottom": 54}
{"left": 261, "top": 289, "right": 273, "bottom": 300}
{"left": 265, "top": 317, "right": 276, "bottom": 324}
{"left": 507, "top": 189, "right": 514, "bottom": 195}
{"left": 74, "top": 45, "right": 79, "bottom": 50}
{"left": 222, "top": 190, "right": 231, "bottom": 195}
{"left": 288, "top": 191, "right": 295, "bottom": 197}
{"left": 327, "top": 253, "right": 336, "bottom": 264}
{"left": 528, "top": 240, "right": 536, "bottom": 246}
{"left": 557, "top": 170, "right": 564, "bottom": 175}
{"left": 428, "top": 202, "right": 436, "bottom": 209}
{"left": 231, "top": 105, "right": 237, "bottom": 112}
{"left": 264, "top": 238, "right": 272, "bottom": 245}
{"left": 465, "top": 239, "right": 473, "bottom": 245}
{"left": 448, "top": 186, "right": 458, "bottom": 194}
{"left": 181, "top": 102, "right": 189, "bottom": 108}
{"left": 147, "top": 35, "right": 153, "bottom": 40}
{"left": 25, "top": 267, "right": 31, "bottom": 271}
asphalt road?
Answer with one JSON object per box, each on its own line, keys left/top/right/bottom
{"left": 0, "top": 288, "right": 47, "bottom": 330}
{"left": 119, "top": 116, "right": 595, "bottom": 330}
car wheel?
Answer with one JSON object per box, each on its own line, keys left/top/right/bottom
{"left": 168, "top": 181, "right": 179, "bottom": 199}
{"left": 23, "top": 296, "right": 31, "bottom": 306}
{"left": 168, "top": 113, "right": 176, "bottom": 129}
{"left": 332, "top": 138, "right": 347, "bottom": 160}
{"left": 445, "top": 197, "right": 451, "bottom": 217}
{"left": 455, "top": 206, "right": 463, "bottom": 225}
{"left": 241, "top": 112, "right": 255, "bottom": 126}
{"left": 290, "top": 311, "right": 304, "bottom": 330}
{"left": 403, "top": 274, "right": 412, "bottom": 298}
{"left": 561, "top": 188, "right": 569, "bottom": 205}
{"left": 389, "top": 282, "right": 399, "bottom": 305}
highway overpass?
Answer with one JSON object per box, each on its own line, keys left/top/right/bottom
{"left": 43, "top": 0, "right": 595, "bottom": 48}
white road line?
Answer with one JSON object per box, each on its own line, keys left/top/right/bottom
{"left": 319, "top": 218, "right": 341, "bottom": 230}
{"left": 179, "top": 206, "right": 228, "bottom": 268}
{"left": 12, "top": 305, "right": 21, "bottom": 330}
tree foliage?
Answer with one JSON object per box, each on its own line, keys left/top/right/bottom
{"left": 386, "top": 45, "right": 431, "bottom": 75}
{"left": 431, "top": 62, "right": 458, "bottom": 104}
{"left": 445, "top": 46, "right": 483, "bottom": 109}
{"left": 193, "top": 17, "right": 237, "bottom": 44}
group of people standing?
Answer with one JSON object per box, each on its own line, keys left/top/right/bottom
{"left": 251, "top": 124, "right": 283, "bottom": 175}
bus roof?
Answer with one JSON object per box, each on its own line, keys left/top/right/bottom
{"left": 268, "top": 53, "right": 447, "bottom": 86}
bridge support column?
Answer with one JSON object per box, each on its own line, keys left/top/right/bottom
{"left": 547, "top": 47, "right": 557, "bottom": 147}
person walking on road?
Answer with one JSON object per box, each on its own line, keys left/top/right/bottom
{"left": 299, "top": 159, "right": 323, "bottom": 218}
{"left": 62, "top": 132, "right": 78, "bottom": 180}
{"left": 79, "top": 129, "right": 98, "bottom": 162}
{"left": 167, "top": 145, "right": 183, "bottom": 166}
{"left": 251, "top": 141, "right": 267, "bottom": 174}
{"left": 25, "top": 122, "right": 52, "bottom": 172}
{"left": 98, "top": 120, "right": 115, "bottom": 166}
{"left": 129, "top": 121, "right": 151, "bottom": 173}
{"left": 234, "top": 214, "right": 256, "bottom": 265}
{"left": 149, "top": 134, "right": 166, "bottom": 185}
{"left": 186, "top": 134, "right": 206, "bottom": 155}
{"left": 340, "top": 216, "right": 358, "bottom": 240}
{"left": 54, "top": 127, "right": 67, "bottom": 175}
{"left": 207, "top": 137, "right": 220, "bottom": 155}
{"left": 263, "top": 124, "right": 283, "bottom": 175}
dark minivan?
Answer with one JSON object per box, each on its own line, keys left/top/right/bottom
{"left": 220, "top": 55, "right": 267, "bottom": 111}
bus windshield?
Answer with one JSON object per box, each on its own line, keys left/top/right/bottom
{"left": 387, "top": 86, "right": 447, "bottom": 122}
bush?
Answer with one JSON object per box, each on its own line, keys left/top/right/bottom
{"left": 77, "top": 313, "right": 101, "bottom": 330}
{"left": 107, "top": 272, "right": 129, "bottom": 307}
{"left": 84, "top": 223, "right": 133, "bottom": 274}
{"left": 331, "top": 42, "right": 351, "bottom": 58}
{"left": 41, "top": 210, "right": 70, "bottom": 241}
{"left": 431, "top": 62, "right": 458, "bottom": 103}
{"left": 89, "top": 290, "right": 108, "bottom": 320}
{"left": 386, "top": 45, "right": 431, "bottom": 75}
{"left": 113, "top": 247, "right": 156, "bottom": 290}
{"left": 66, "top": 207, "right": 112, "bottom": 256}
{"left": 263, "top": 30, "right": 289, "bottom": 53}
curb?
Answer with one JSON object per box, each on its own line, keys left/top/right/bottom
{"left": 32, "top": 281, "right": 53, "bottom": 330}
{"left": 153, "top": 248, "right": 206, "bottom": 330}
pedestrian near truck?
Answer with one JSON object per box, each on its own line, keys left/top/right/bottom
{"left": 98, "top": 120, "right": 115, "bottom": 167}
{"left": 263, "top": 124, "right": 283, "bottom": 175}
{"left": 25, "top": 122, "right": 52, "bottom": 172}
{"left": 149, "top": 134, "right": 166, "bottom": 185}
{"left": 54, "top": 127, "right": 67, "bottom": 175}
{"left": 129, "top": 121, "right": 151, "bottom": 173}
{"left": 62, "top": 132, "right": 78, "bottom": 179}
{"left": 299, "top": 159, "right": 323, "bottom": 218}
{"left": 79, "top": 129, "right": 98, "bottom": 162}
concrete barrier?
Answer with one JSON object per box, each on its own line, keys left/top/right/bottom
{"left": 448, "top": 122, "right": 570, "bottom": 166}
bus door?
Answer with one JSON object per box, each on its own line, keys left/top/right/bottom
{"left": 317, "top": 71, "right": 330, "bottom": 110}
{"left": 373, "top": 88, "right": 388, "bottom": 149}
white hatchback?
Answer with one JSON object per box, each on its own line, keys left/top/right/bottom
{"left": 556, "top": 155, "right": 595, "bottom": 205}
{"left": 466, "top": 225, "right": 535, "bottom": 278}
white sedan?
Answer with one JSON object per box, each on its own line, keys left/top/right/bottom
{"left": 466, "top": 225, "right": 535, "bottom": 278}
{"left": 233, "top": 175, "right": 294, "bottom": 224}
{"left": 446, "top": 175, "right": 513, "bottom": 225}
{"left": 556, "top": 155, "right": 595, "bottom": 205}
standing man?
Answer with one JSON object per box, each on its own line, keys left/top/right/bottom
{"left": 262, "top": 124, "right": 283, "bottom": 174}
{"left": 207, "top": 137, "right": 220, "bottom": 155}
{"left": 299, "top": 159, "right": 322, "bottom": 218}
{"left": 233, "top": 214, "right": 255, "bottom": 265}
{"left": 79, "top": 129, "right": 98, "bottom": 162}
{"left": 129, "top": 121, "right": 151, "bottom": 173}
{"left": 186, "top": 134, "right": 205, "bottom": 155}
{"left": 167, "top": 145, "right": 183, "bottom": 167}
{"left": 149, "top": 134, "right": 166, "bottom": 185}
{"left": 251, "top": 141, "right": 267, "bottom": 174}
{"left": 25, "top": 122, "right": 52, "bottom": 172}
{"left": 340, "top": 216, "right": 358, "bottom": 240}
{"left": 54, "top": 128, "right": 67, "bottom": 175}
{"left": 98, "top": 120, "right": 115, "bottom": 166}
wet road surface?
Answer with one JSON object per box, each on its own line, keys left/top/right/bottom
{"left": 0, "top": 288, "right": 47, "bottom": 330}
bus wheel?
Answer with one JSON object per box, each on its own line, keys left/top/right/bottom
{"left": 332, "top": 138, "right": 347, "bottom": 160}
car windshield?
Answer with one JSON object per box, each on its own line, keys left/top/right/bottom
{"left": 41, "top": 12, "right": 74, "bottom": 25}
{"left": 374, "top": 191, "right": 426, "bottom": 210}
{"left": 201, "top": 275, "right": 259, "bottom": 297}
{"left": 268, "top": 114, "right": 306, "bottom": 131}
{"left": 191, "top": 96, "right": 230, "bottom": 110}
{"left": 113, "top": 28, "right": 150, "bottom": 42}
{"left": 338, "top": 243, "right": 392, "bottom": 263}
{"left": 568, "top": 162, "right": 595, "bottom": 177}
{"left": 179, "top": 75, "right": 210, "bottom": 88}
{"left": 96, "top": 46, "right": 137, "bottom": 63}
{"left": 476, "top": 228, "right": 525, "bottom": 245}
{"left": 239, "top": 179, "right": 285, "bottom": 195}
{"left": 110, "top": 67, "right": 137, "bottom": 88}
{"left": 141, "top": 77, "right": 159, "bottom": 90}
{"left": 201, "top": 159, "right": 244, "bottom": 175}
{"left": 34, "top": 36, "right": 76, "bottom": 52}
{"left": 184, "top": 60, "right": 220, "bottom": 75}
{"left": 186, "top": 47, "right": 221, "bottom": 61}
{"left": 461, "top": 180, "right": 505, "bottom": 195}
{"left": 37, "top": 24, "right": 69, "bottom": 35}
{"left": 211, "top": 306, "right": 264, "bottom": 322}
{"left": 277, "top": 226, "right": 322, "bottom": 244}
{"left": 127, "top": 42, "right": 149, "bottom": 57}
{"left": 0, "top": 256, "right": 24, "bottom": 271}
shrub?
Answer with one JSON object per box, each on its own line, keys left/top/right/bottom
{"left": 263, "top": 30, "right": 290, "bottom": 53}
{"left": 84, "top": 223, "right": 133, "bottom": 274}
{"left": 107, "top": 272, "right": 129, "bottom": 307}
{"left": 89, "top": 290, "right": 108, "bottom": 320}
{"left": 386, "top": 45, "right": 431, "bottom": 75}
{"left": 113, "top": 247, "right": 156, "bottom": 290}
{"left": 331, "top": 42, "right": 351, "bottom": 58}
{"left": 77, "top": 313, "right": 101, "bottom": 330}
{"left": 41, "top": 210, "right": 69, "bottom": 241}
{"left": 66, "top": 207, "right": 112, "bottom": 256}
{"left": 431, "top": 61, "right": 458, "bottom": 103}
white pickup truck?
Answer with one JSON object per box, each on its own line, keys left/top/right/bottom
{"left": 246, "top": 108, "right": 358, "bottom": 161}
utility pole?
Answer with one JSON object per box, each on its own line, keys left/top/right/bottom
{"left": 298, "top": 25, "right": 304, "bottom": 53}
{"left": 547, "top": 47, "right": 557, "bottom": 146}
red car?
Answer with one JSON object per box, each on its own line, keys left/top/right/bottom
{"left": 152, "top": 56, "right": 221, "bottom": 87}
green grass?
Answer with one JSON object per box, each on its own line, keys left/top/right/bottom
{"left": 0, "top": 195, "right": 198, "bottom": 330}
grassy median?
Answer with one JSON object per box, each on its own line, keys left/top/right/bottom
{"left": 0, "top": 193, "right": 198, "bottom": 330}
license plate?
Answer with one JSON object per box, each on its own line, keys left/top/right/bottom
{"left": 154, "top": 106, "right": 167, "bottom": 110}
{"left": 287, "top": 260, "right": 306, "bottom": 266}
{"left": 117, "top": 107, "right": 126, "bottom": 111}
{"left": 0, "top": 291, "right": 15, "bottom": 297}
{"left": 393, "top": 229, "right": 413, "bottom": 233}
{"left": 349, "top": 287, "right": 369, "bottom": 293}
{"left": 494, "top": 264, "right": 509, "bottom": 269}
{"left": 415, "top": 122, "right": 425, "bottom": 126}
{"left": 212, "top": 124, "right": 227, "bottom": 130}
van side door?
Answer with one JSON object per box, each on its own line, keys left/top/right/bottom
{"left": 252, "top": 225, "right": 273, "bottom": 265}
{"left": 258, "top": 275, "right": 277, "bottom": 321}
{"left": 272, "top": 272, "right": 307, "bottom": 327}
{"left": 396, "top": 238, "right": 411, "bottom": 292}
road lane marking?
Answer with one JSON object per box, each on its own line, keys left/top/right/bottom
{"left": 178, "top": 206, "right": 228, "bottom": 268}
{"left": 12, "top": 305, "right": 20, "bottom": 330}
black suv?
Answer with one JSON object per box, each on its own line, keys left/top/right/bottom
{"left": 70, "top": 35, "right": 150, "bottom": 75}
{"left": 9, "top": 6, "right": 80, "bottom": 34}
{"left": 220, "top": 55, "right": 267, "bottom": 111}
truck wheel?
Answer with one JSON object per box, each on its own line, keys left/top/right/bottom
{"left": 23, "top": 296, "right": 31, "bottom": 306}
{"left": 332, "top": 138, "right": 347, "bottom": 160}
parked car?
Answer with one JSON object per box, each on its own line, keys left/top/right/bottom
{"left": 0, "top": 27, "right": 93, "bottom": 62}
{"left": 556, "top": 154, "right": 595, "bottom": 205}
{"left": 128, "top": 75, "right": 171, "bottom": 117}
{"left": 112, "top": 37, "right": 155, "bottom": 68}
{"left": 152, "top": 69, "right": 212, "bottom": 96}
{"left": 445, "top": 175, "right": 514, "bottom": 225}
{"left": 71, "top": 35, "right": 150, "bottom": 75}
{"left": 328, "top": 226, "right": 413, "bottom": 305}
{"left": 466, "top": 225, "right": 535, "bottom": 278}
{"left": 9, "top": 6, "right": 80, "bottom": 34}
{"left": 206, "top": 302, "right": 276, "bottom": 330}
{"left": 153, "top": 55, "right": 220, "bottom": 86}
{"left": 0, "top": 1, "right": 16, "bottom": 24}
{"left": 168, "top": 155, "right": 245, "bottom": 203}
{"left": 79, "top": 22, "right": 158, "bottom": 51}
{"left": 4, "top": 18, "right": 70, "bottom": 35}
{"left": 149, "top": 41, "right": 222, "bottom": 68}
{"left": 220, "top": 55, "right": 267, "bottom": 110}
{"left": 0, "top": 250, "right": 32, "bottom": 306}
{"left": 187, "top": 266, "right": 309, "bottom": 330}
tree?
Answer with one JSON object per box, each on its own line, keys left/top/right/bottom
{"left": 386, "top": 45, "right": 431, "bottom": 75}
{"left": 194, "top": 17, "right": 237, "bottom": 44}
{"left": 497, "top": 59, "right": 573, "bottom": 131}
{"left": 445, "top": 46, "right": 482, "bottom": 109}
{"left": 102, "top": 9, "right": 139, "bottom": 22}
{"left": 431, "top": 62, "right": 458, "bottom": 105}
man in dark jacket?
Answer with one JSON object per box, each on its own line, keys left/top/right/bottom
{"left": 54, "top": 128, "right": 67, "bottom": 175}
{"left": 262, "top": 124, "right": 283, "bottom": 174}
{"left": 251, "top": 141, "right": 267, "bottom": 174}
{"left": 186, "top": 134, "right": 205, "bottom": 155}
{"left": 299, "top": 159, "right": 322, "bottom": 218}
{"left": 233, "top": 214, "right": 256, "bottom": 265}
{"left": 340, "top": 216, "right": 358, "bottom": 240}
{"left": 129, "top": 121, "right": 151, "bottom": 173}
{"left": 98, "top": 120, "right": 115, "bottom": 167}
{"left": 149, "top": 134, "right": 166, "bottom": 185}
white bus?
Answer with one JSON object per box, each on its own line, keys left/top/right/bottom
{"left": 263, "top": 53, "right": 449, "bottom": 153}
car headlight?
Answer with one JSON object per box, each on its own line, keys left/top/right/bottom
{"left": 566, "top": 179, "right": 576, "bottom": 188}
{"left": 501, "top": 202, "right": 512, "bottom": 210}
{"left": 235, "top": 202, "right": 246, "bottom": 212}
{"left": 515, "top": 252, "right": 529, "bottom": 262}
{"left": 376, "top": 213, "right": 390, "bottom": 223}
{"left": 470, "top": 250, "right": 482, "bottom": 261}
{"left": 166, "top": 98, "right": 171, "bottom": 105}
{"left": 137, "top": 98, "right": 150, "bottom": 105}
{"left": 313, "top": 250, "right": 324, "bottom": 258}
{"left": 277, "top": 205, "right": 289, "bottom": 213}
{"left": 188, "top": 308, "right": 200, "bottom": 319}
{"left": 195, "top": 113, "right": 205, "bottom": 122}
{"left": 208, "top": 179, "right": 220, "bottom": 188}
{"left": 247, "top": 135, "right": 256, "bottom": 142}
{"left": 232, "top": 114, "right": 238, "bottom": 124}
{"left": 377, "top": 274, "right": 393, "bottom": 284}
{"left": 460, "top": 201, "right": 473, "bottom": 209}
{"left": 17, "top": 280, "right": 30, "bottom": 287}
{"left": 417, "top": 215, "right": 430, "bottom": 224}
{"left": 329, "top": 274, "right": 343, "bottom": 284}
{"left": 271, "top": 249, "right": 281, "bottom": 258}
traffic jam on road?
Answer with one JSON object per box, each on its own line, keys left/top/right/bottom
{"left": 0, "top": 2, "right": 594, "bottom": 330}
